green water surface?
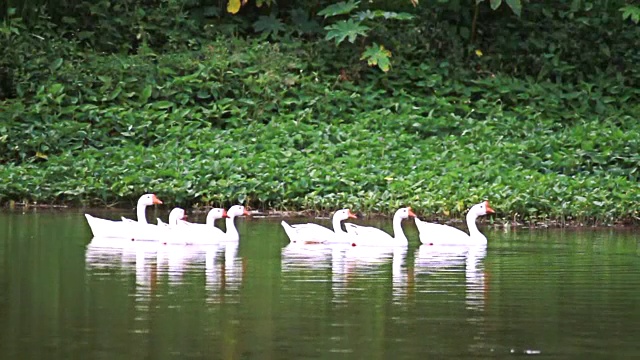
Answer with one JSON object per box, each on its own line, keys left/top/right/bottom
{"left": 1, "top": 210, "right": 639, "bottom": 359}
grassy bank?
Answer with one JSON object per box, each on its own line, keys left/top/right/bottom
{"left": 1, "top": 5, "right": 639, "bottom": 225}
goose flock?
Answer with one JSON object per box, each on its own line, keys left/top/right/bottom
{"left": 85, "top": 194, "right": 249, "bottom": 244}
{"left": 85, "top": 193, "right": 495, "bottom": 247}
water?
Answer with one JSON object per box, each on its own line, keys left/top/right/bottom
{"left": 1, "top": 209, "right": 640, "bottom": 359}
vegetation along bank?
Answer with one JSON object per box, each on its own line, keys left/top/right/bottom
{"left": 1, "top": 0, "right": 639, "bottom": 225}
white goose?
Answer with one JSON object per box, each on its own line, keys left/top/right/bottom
{"left": 281, "top": 208, "right": 357, "bottom": 244}
{"left": 345, "top": 207, "right": 416, "bottom": 247}
{"left": 157, "top": 207, "right": 189, "bottom": 227}
{"left": 415, "top": 200, "right": 495, "bottom": 246}
{"left": 218, "top": 205, "right": 250, "bottom": 242}
{"left": 160, "top": 206, "right": 247, "bottom": 244}
{"left": 177, "top": 208, "right": 229, "bottom": 244}
{"left": 85, "top": 194, "right": 163, "bottom": 239}
{"left": 159, "top": 208, "right": 227, "bottom": 231}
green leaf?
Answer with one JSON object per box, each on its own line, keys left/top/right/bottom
{"left": 505, "top": 0, "right": 522, "bottom": 16}
{"left": 570, "top": 0, "right": 581, "bottom": 13}
{"left": 324, "top": 19, "right": 370, "bottom": 45}
{"left": 360, "top": 43, "right": 392, "bottom": 72}
{"left": 620, "top": 5, "right": 640, "bottom": 24}
{"left": 176, "top": 108, "right": 191, "bottom": 118}
{"left": 353, "top": 10, "right": 414, "bottom": 21}
{"left": 318, "top": 0, "right": 360, "bottom": 18}
{"left": 490, "top": 0, "right": 502, "bottom": 10}
{"left": 197, "top": 90, "right": 210, "bottom": 99}
{"left": 108, "top": 87, "right": 121, "bottom": 101}
{"left": 77, "top": 31, "right": 93, "bottom": 40}
{"left": 252, "top": 15, "right": 286, "bottom": 37}
{"left": 153, "top": 101, "right": 175, "bottom": 110}
{"left": 140, "top": 85, "right": 152, "bottom": 103}
{"left": 203, "top": 6, "right": 220, "bottom": 17}
{"left": 49, "top": 83, "right": 64, "bottom": 95}
{"left": 291, "top": 8, "right": 323, "bottom": 35}
{"left": 459, "top": 26, "right": 470, "bottom": 40}
{"left": 50, "top": 58, "right": 63, "bottom": 71}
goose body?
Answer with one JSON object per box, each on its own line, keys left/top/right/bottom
{"left": 85, "top": 194, "right": 163, "bottom": 240}
{"left": 218, "top": 205, "right": 250, "bottom": 242}
{"left": 281, "top": 209, "right": 357, "bottom": 244}
{"left": 345, "top": 207, "right": 416, "bottom": 247}
{"left": 415, "top": 201, "right": 495, "bottom": 246}
{"left": 160, "top": 206, "right": 248, "bottom": 244}
{"left": 159, "top": 208, "right": 228, "bottom": 245}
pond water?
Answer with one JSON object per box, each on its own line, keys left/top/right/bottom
{"left": 1, "top": 209, "right": 640, "bottom": 359}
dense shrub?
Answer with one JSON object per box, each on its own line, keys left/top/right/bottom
{"left": 0, "top": 1, "right": 639, "bottom": 225}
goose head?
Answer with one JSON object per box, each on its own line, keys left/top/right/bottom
{"left": 469, "top": 200, "right": 495, "bottom": 217}
{"left": 333, "top": 208, "right": 357, "bottom": 221}
{"left": 227, "top": 205, "right": 250, "bottom": 218}
{"left": 395, "top": 207, "right": 417, "bottom": 220}
{"left": 138, "top": 193, "right": 163, "bottom": 206}
{"left": 168, "top": 208, "right": 187, "bottom": 225}
{"left": 205, "top": 207, "right": 228, "bottom": 226}
{"left": 215, "top": 208, "right": 229, "bottom": 218}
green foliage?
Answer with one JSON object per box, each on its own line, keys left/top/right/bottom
{"left": 353, "top": 10, "right": 415, "bottom": 21}
{"left": 325, "top": 19, "right": 370, "bottom": 44}
{"left": 316, "top": 0, "right": 414, "bottom": 72}
{"left": 1, "top": 0, "right": 640, "bottom": 224}
{"left": 289, "top": 8, "right": 323, "bottom": 35}
{"left": 620, "top": 5, "right": 640, "bottom": 24}
{"left": 317, "top": 0, "right": 361, "bottom": 18}
{"left": 484, "top": 0, "right": 522, "bottom": 16}
{"left": 253, "top": 15, "right": 286, "bottom": 37}
{"left": 360, "top": 43, "right": 392, "bottom": 72}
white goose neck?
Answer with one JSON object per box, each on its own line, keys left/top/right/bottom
{"left": 332, "top": 215, "right": 345, "bottom": 234}
{"left": 466, "top": 211, "right": 484, "bottom": 240}
{"left": 225, "top": 216, "right": 239, "bottom": 240}
{"left": 206, "top": 211, "right": 216, "bottom": 226}
{"left": 392, "top": 214, "right": 407, "bottom": 242}
{"left": 136, "top": 204, "right": 148, "bottom": 224}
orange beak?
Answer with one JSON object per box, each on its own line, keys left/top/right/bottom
{"left": 348, "top": 210, "right": 357, "bottom": 219}
{"left": 407, "top": 207, "right": 417, "bottom": 217}
{"left": 484, "top": 200, "right": 495, "bottom": 214}
{"left": 243, "top": 208, "right": 250, "bottom": 216}
{"left": 152, "top": 194, "right": 163, "bottom": 205}
{"left": 222, "top": 209, "right": 229, "bottom": 218}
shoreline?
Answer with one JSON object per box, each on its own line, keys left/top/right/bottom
{"left": 4, "top": 201, "right": 638, "bottom": 229}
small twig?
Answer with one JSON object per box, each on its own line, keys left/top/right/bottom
{"left": 471, "top": 2, "right": 480, "bottom": 44}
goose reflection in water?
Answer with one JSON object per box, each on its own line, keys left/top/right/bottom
{"left": 414, "top": 244, "right": 488, "bottom": 310}
{"left": 204, "top": 242, "right": 244, "bottom": 304}
{"left": 281, "top": 243, "right": 413, "bottom": 303}
{"left": 85, "top": 237, "right": 245, "bottom": 306}
{"left": 413, "top": 244, "right": 489, "bottom": 354}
